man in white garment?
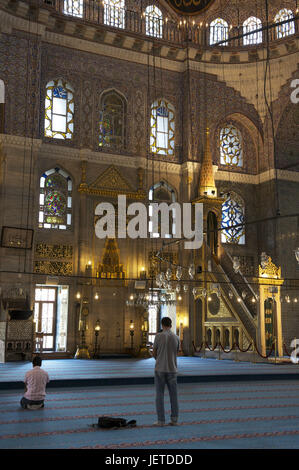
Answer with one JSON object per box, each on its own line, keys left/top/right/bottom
{"left": 152, "top": 316, "right": 180, "bottom": 426}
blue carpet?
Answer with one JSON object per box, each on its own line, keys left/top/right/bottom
{"left": 1, "top": 380, "right": 299, "bottom": 449}
{"left": 0, "top": 358, "right": 298, "bottom": 390}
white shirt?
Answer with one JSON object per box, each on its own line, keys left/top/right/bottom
{"left": 24, "top": 366, "right": 50, "bottom": 401}
{"left": 153, "top": 329, "right": 180, "bottom": 373}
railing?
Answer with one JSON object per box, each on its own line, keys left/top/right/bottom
{"left": 206, "top": 245, "right": 257, "bottom": 342}
{"left": 40, "top": 0, "right": 299, "bottom": 50}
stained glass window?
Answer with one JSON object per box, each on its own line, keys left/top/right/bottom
{"left": 210, "top": 18, "right": 229, "bottom": 45}
{"left": 150, "top": 99, "right": 175, "bottom": 156}
{"left": 274, "top": 9, "right": 295, "bottom": 39}
{"left": 220, "top": 125, "right": 243, "bottom": 167}
{"left": 39, "top": 168, "right": 72, "bottom": 230}
{"left": 45, "top": 79, "right": 74, "bottom": 140}
{"left": 149, "top": 181, "right": 176, "bottom": 238}
{"left": 99, "top": 91, "right": 126, "bottom": 149}
{"left": 145, "top": 5, "right": 163, "bottom": 38}
{"left": 221, "top": 193, "right": 245, "bottom": 245}
{"left": 243, "top": 17, "right": 262, "bottom": 45}
{"left": 63, "top": 0, "right": 83, "bottom": 18}
{"left": 103, "top": 0, "right": 125, "bottom": 29}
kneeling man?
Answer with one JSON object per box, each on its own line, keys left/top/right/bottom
{"left": 20, "top": 356, "right": 49, "bottom": 410}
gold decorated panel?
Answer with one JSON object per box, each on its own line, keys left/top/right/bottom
{"left": 35, "top": 243, "right": 73, "bottom": 259}
{"left": 207, "top": 297, "right": 235, "bottom": 319}
{"left": 34, "top": 243, "right": 73, "bottom": 275}
{"left": 34, "top": 261, "right": 73, "bottom": 276}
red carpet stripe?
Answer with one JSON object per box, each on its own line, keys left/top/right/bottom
{"left": 2, "top": 402, "right": 299, "bottom": 426}
{"left": 1, "top": 414, "right": 299, "bottom": 441}
{"left": 1, "top": 393, "right": 299, "bottom": 414}
{"left": 79, "top": 429, "right": 299, "bottom": 449}
{"left": 2, "top": 386, "right": 299, "bottom": 405}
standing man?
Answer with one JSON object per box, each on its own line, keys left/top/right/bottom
{"left": 152, "top": 316, "right": 180, "bottom": 426}
{"left": 20, "top": 356, "right": 50, "bottom": 410}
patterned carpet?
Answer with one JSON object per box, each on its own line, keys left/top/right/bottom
{"left": 1, "top": 380, "right": 299, "bottom": 449}
{"left": 0, "top": 357, "right": 298, "bottom": 389}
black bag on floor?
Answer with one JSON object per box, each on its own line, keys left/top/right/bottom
{"left": 94, "top": 416, "right": 137, "bottom": 429}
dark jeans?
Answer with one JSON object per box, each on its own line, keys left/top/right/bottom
{"left": 20, "top": 397, "right": 44, "bottom": 409}
{"left": 155, "top": 371, "right": 179, "bottom": 423}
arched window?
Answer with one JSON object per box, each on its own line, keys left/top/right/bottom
{"left": 220, "top": 125, "right": 243, "bottom": 167}
{"left": 63, "top": 0, "right": 83, "bottom": 18}
{"left": 145, "top": 5, "right": 163, "bottom": 38}
{"left": 243, "top": 17, "right": 262, "bottom": 45}
{"left": 210, "top": 18, "right": 229, "bottom": 45}
{"left": 274, "top": 9, "right": 295, "bottom": 39}
{"left": 44, "top": 79, "right": 74, "bottom": 140}
{"left": 99, "top": 90, "right": 126, "bottom": 149}
{"left": 150, "top": 99, "right": 175, "bottom": 156}
{"left": 148, "top": 181, "right": 176, "bottom": 238}
{"left": 39, "top": 168, "right": 72, "bottom": 230}
{"left": 103, "top": 0, "right": 125, "bottom": 29}
{"left": 224, "top": 329, "right": 230, "bottom": 349}
{"left": 0, "top": 79, "right": 4, "bottom": 133}
{"left": 221, "top": 192, "right": 245, "bottom": 245}
{"left": 207, "top": 328, "right": 212, "bottom": 347}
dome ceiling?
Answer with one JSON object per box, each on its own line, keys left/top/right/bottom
{"left": 166, "top": 0, "right": 215, "bottom": 15}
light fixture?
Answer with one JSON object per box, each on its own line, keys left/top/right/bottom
{"left": 129, "top": 320, "right": 134, "bottom": 350}
{"left": 188, "top": 264, "right": 195, "bottom": 279}
{"left": 208, "top": 296, "right": 212, "bottom": 302}
{"left": 166, "top": 268, "right": 172, "bottom": 281}
{"left": 176, "top": 266, "right": 182, "bottom": 281}
{"left": 237, "top": 297, "right": 242, "bottom": 303}
{"left": 252, "top": 297, "right": 256, "bottom": 303}
{"left": 94, "top": 293, "right": 99, "bottom": 300}
{"left": 294, "top": 298, "right": 298, "bottom": 303}
{"left": 178, "top": 295, "right": 182, "bottom": 301}
{"left": 76, "top": 292, "right": 81, "bottom": 300}
{"left": 93, "top": 320, "right": 101, "bottom": 359}
{"left": 295, "top": 248, "right": 299, "bottom": 264}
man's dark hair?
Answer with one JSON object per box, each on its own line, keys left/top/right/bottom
{"left": 33, "top": 356, "right": 42, "bottom": 367}
{"left": 161, "top": 317, "right": 172, "bottom": 328}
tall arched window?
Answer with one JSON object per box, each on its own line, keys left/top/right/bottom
{"left": 148, "top": 181, "right": 176, "bottom": 238}
{"left": 210, "top": 18, "right": 229, "bottom": 45}
{"left": 221, "top": 192, "right": 245, "bottom": 245}
{"left": 63, "top": 0, "right": 83, "bottom": 18}
{"left": 220, "top": 125, "right": 243, "bottom": 167}
{"left": 274, "top": 9, "right": 295, "bottom": 39}
{"left": 44, "top": 79, "right": 74, "bottom": 140}
{"left": 99, "top": 90, "right": 126, "bottom": 150}
{"left": 243, "top": 17, "right": 262, "bottom": 45}
{"left": 150, "top": 99, "right": 175, "bottom": 156}
{"left": 39, "top": 168, "right": 72, "bottom": 230}
{"left": 103, "top": 0, "right": 125, "bottom": 29}
{"left": 145, "top": 5, "right": 163, "bottom": 38}
{"left": 0, "top": 79, "right": 4, "bottom": 133}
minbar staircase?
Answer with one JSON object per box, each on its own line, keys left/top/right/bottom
{"left": 206, "top": 244, "right": 258, "bottom": 343}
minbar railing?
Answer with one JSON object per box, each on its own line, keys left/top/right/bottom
{"left": 39, "top": 0, "right": 299, "bottom": 50}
